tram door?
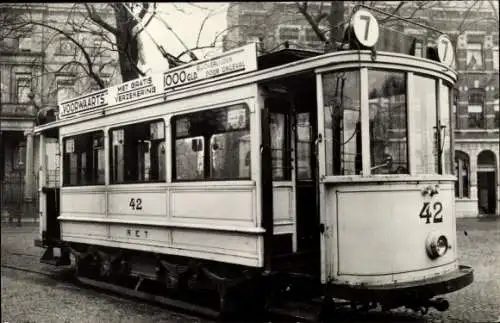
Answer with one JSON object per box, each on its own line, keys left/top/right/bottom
{"left": 261, "top": 77, "right": 320, "bottom": 276}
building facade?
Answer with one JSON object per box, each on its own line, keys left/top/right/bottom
{"left": 1, "top": 3, "right": 121, "bottom": 219}
{"left": 223, "top": 1, "right": 499, "bottom": 217}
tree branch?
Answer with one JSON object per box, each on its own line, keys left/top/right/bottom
{"left": 379, "top": 1, "right": 407, "bottom": 24}
{"left": 84, "top": 3, "right": 118, "bottom": 35}
{"left": 456, "top": 0, "right": 480, "bottom": 35}
{"left": 196, "top": 10, "right": 216, "bottom": 47}
{"left": 28, "top": 21, "right": 106, "bottom": 88}
{"left": 296, "top": 2, "right": 327, "bottom": 42}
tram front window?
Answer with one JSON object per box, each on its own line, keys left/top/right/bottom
{"left": 439, "top": 83, "right": 452, "bottom": 175}
{"left": 323, "top": 70, "right": 362, "bottom": 175}
{"left": 413, "top": 75, "right": 438, "bottom": 174}
{"left": 368, "top": 70, "right": 408, "bottom": 174}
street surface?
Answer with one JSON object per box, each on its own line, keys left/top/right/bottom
{"left": 1, "top": 218, "right": 499, "bottom": 323}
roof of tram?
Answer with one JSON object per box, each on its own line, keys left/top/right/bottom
{"left": 257, "top": 46, "right": 322, "bottom": 70}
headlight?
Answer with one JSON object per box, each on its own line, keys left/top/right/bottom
{"left": 425, "top": 231, "right": 449, "bottom": 259}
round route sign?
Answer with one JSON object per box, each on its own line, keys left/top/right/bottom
{"left": 437, "top": 34, "right": 455, "bottom": 67}
{"left": 350, "top": 9, "right": 379, "bottom": 48}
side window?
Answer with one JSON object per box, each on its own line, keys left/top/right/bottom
{"left": 110, "top": 120, "right": 166, "bottom": 184}
{"left": 270, "top": 112, "right": 289, "bottom": 180}
{"left": 173, "top": 104, "right": 251, "bottom": 181}
{"left": 296, "top": 112, "right": 313, "bottom": 180}
{"left": 63, "top": 131, "right": 104, "bottom": 186}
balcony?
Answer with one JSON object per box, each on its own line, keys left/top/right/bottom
{"left": 0, "top": 103, "right": 37, "bottom": 119}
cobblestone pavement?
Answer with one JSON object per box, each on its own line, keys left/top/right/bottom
{"left": 1, "top": 218, "right": 499, "bottom": 323}
{"left": 425, "top": 218, "right": 500, "bottom": 323}
{"left": 1, "top": 223, "right": 213, "bottom": 323}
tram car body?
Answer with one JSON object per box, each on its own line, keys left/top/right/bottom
{"left": 33, "top": 9, "right": 472, "bottom": 317}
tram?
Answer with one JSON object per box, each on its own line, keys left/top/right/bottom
{"left": 32, "top": 7, "right": 473, "bottom": 319}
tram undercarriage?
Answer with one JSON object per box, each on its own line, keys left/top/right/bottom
{"left": 37, "top": 239, "right": 472, "bottom": 321}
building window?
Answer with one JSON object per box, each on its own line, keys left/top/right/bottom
{"left": 110, "top": 120, "right": 166, "bottom": 184}
{"left": 413, "top": 40, "right": 423, "bottom": 57}
{"left": 305, "top": 28, "right": 320, "bottom": 43}
{"left": 63, "top": 131, "right": 105, "bottom": 186}
{"left": 455, "top": 151, "right": 470, "bottom": 198}
{"left": 172, "top": 104, "right": 250, "bottom": 181}
{"left": 323, "top": 70, "right": 362, "bottom": 175}
{"left": 16, "top": 76, "right": 31, "bottom": 103}
{"left": 56, "top": 79, "right": 75, "bottom": 103}
{"left": 494, "top": 99, "right": 499, "bottom": 129}
{"left": 58, "top": 37, "right": 75, "bottom": 56}
{"left": 90, "top": 39, "right": 101, "bottom": 56}
{"left": 467, "top": 92, "right": 485, "bottom": 128}
{"left": 13, "top": 142, "right": 26, "bottom": 170}
{"left": 18, "top": 37, "right": 32, "bottom": 52}
{"left": 278, "top": 26, "right": 300, "bottom": 42}
{"left": 493, "top": 46, "right": 499, "bottom": 70}
{"left": 466, "top": 42, "right": 483, "bottom": 70}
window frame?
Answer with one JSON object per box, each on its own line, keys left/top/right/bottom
{"left": 57, "top": 37, "right": 76, "bottom": 56}
{"left": 494, "top": 99, "right": 499, "bottom": 129}
{"left": 322, "top": 68, "right": 363, "bottom": 176}
{"left": 492, "top": 46, "right": 499, "bottom": 71}
{"left": 108, "top": 118, "right": 166, "bottom": 185}
{"left": 62, "top": 131, "right": 105, "bottom": 187}
{"left": 454, "top": 151, "right": 470, "bottom": 198}
{"left": 56, "top": 77, "right": 76, "bottom": 104}
{"left": 278, "top": 25, "right": 301, "bottom": 42}
{"left": 466, "top": 42, "right": 483, "bottom": 70}
{"left": 16, "top": 75, "right": 31, "bottom": 104}
{"left": 467, "top": 91, "right": 485, "bottom": 129}
{"left": 171, "top": 103, "right": 251, "bottom": 182}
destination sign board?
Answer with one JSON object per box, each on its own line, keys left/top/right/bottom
{"left": 57, "top": 43, "right": 257, "bottom": 119}
{"left": 59, "top": 89, "right": 108, "bottom": 119}
{"left": 108, "top": 74, "right": 162, "bottom": 106}
{"left": 163, "top": 43, "right": 257, "bottom": 91}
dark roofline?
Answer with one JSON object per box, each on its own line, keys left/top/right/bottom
{"left": 257, "top": 48, "right": 323, "bottom": 70}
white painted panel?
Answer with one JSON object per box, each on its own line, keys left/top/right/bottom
{"left": 61, "top": 190, "right": 106, "bottom": 216}
{"left": 108, "top": 190, "right": 167, "bottom": 217}
{"left": 60, "top": 220, "right": 262, "bottom": 267}
{"left": 170, "top": 187, "right": 254, "bottom": 224}
{"left": 273, "top": 186, "right": 293, "bottom": 222}
{"left": 333, "top": 182, "right": 457, "bottom": 280}
{"left": 61, "top": 221, "right": 107, "bottom": 240}
{"left": 108, "top": 223, "right": 171, "bottom": 246}
{"left": 172, "top": 229, "right": 259, "bottom": 257}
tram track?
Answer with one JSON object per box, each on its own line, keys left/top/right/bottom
{"left": 0, "top": 260, "right": 427, "bottom": 322}
{"left": 0, "top": 261, "right": 316, "bottom": 322}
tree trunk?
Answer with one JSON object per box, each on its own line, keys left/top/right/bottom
{"left": 113, "top": 4, "right": 141, "bottom": 82}
{"left": 326, "top": 1, "right": 345, "bottom": 52}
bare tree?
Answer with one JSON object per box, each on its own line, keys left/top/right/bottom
{"left": 295, "top": 1, "right": 498, "bottom": 55}
{"left": 1, "top": 3, "right": 157, "bottom": 90}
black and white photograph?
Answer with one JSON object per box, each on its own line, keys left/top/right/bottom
{"left": 1, "top": 2, "right": 499, "bottom": 322}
